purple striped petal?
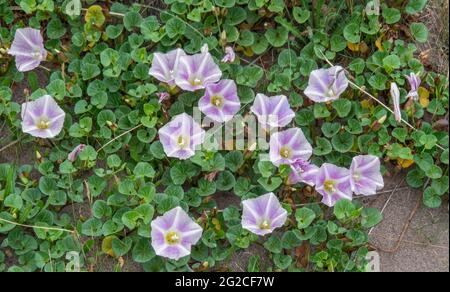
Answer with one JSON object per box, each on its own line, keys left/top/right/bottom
{"left": 250, "top": 94, "right": 295, "bottom": 129}
{"left": 68, "top": 144, "right": 86, "bottom": 162}
{"left": 158, "top": 113, "right": 205, "bottom": 160}
{"left": 21, "top": 95, "right": 65, "bottom": 138}
{"left": 350, "top": 155, "right": 384, "bottom": 196}
{"left": 8, "top": 28, "right": 47, "bottom": 72}
{"left": 304, "top": 66, "right": 348, "bottom": 103}
{"left": 198, "top": 79, "right": 240, "bottom": 123}
{"left": 221, "top": 46, "right": 236, "bottom": 63}
{"left": 175, "top": 51, "right": 222, "bottom": 92}
{"left": 391, "top": 82, "right": 402, "bottom": 122}
{"left": 151, "top": 207, "right": 203, "bottom": 260}
{"left": 405, "top": 73, "right": 421, "bottom": 101}
{"left": 241, "top": 193, "right": 287, "bottom": 236}
{"left": 149, "top": 49, "right": 186, "bottom": 87}
{"left": 315, "top": 163, "right": 352, "bottom": 207}
{"left": 269, "top": 128, "right": 313, "bottom": 167}
{"left": 288, "top": 159, "right": 319, "bottom": 186}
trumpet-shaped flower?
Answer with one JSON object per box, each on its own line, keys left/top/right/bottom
{"left": 68, "top": 144, "right": 86, "bottom": 162}
{"left": 269, "top": 128, "right": 313, "bottom": 167}
{"left": 350, "top": 155, "right": 384, "bottom": 196}
{"left": 158, "top": 113, "right": 205, "bottom": 160}
{"left": 288, "top": 159, "right": 319, "bottom": 186}
{"left": 8, "top": 28, "right": 47, "bottom": 72}
{"left": 175, "top": 51, "right": 222, "bottom": 92}
{"left": 151, "top": 207, "right": 203, "bottom": 260}
{"left": 250, "top": 94, "right": 295, "bottom": 129}
{"left": 304, "top": 66, "right": 348, "bottom": 103}
{"left": 241, "top": 193, "right": 287, "bottom": 236}
{"left": 315, "top": 163, "right": 352, "bottom": 207}
{"left": 198, "top": 79, "right": 240, "bottom": 123}
{"left": 405, "top": 73, "right": 421, "bottom": 101}
{"left": 390, "top": 82, "right": 402, "bottom": 122}
{"left": 21, "top": 95, "right": 65, "bottom": 138}
{"left": 149, "top": 49, "right": 186, "bottom": 87}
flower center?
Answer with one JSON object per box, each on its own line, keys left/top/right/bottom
{"left": 32, "top": 47, "right": 42, "bottom": 60}
{"left": 177, "top": 135, "right": 189, "bottom": 148}
{"left": 352, "top": 172, "right": 361, "bottom": 182}
{"left": 279, "top": 147, "right": 292, "bottom": 159}
{"left": 36, "top": 118, "right": 50, "bottom": 130}
{"left": 210, "top": 95, "right": 224, "bottom": 108}
{"left": 190, "top": 77, "right": 203, "bottom": 86}
{"left": 324, "top": 180, "right": 336, "bottom": 193}
{"left": 165, "top": 231, "right": 180, "bottom": 245}
{"left": 259, "top": 220, "right": 271, "bottom": 230}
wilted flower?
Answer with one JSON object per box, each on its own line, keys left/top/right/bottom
{"left": 200, "top": 43, "right": 209, "bottom": 54}
{"left": 250, "top": 94, "right": 295, "bottom": 129}
{"left": 288, "top": 159, "right": 319, "bottom": 186}
{"left": 221, "top": 46, "right": 236, "bottom": 63}
{"left": 315, "top": 163, "right": 352, "bottom": 207}
{"left": 21, "top": 95, "right": 65, "bottom": 138}
{"left": 350, "top": 155, "right": 384, "bottom": 196}
{"left": 158, "top": 113, "right": 205, "bottom": 160}
{"left": 151, "top": 207, "right": 203, "bottom": 260}
{"left": 149, "top": 49, "right": 186, "bottom": 87}
{"left": 198, "top": 79, "right": 240, "bottom": 123}
{"left": 241, "top": 193, "right": 287, "bottom": 236}
{"left": 68, "top": 144, "right": 86, "bottom": 162}
{"left": 157, "top": 92, "right": 170, "bottom": 104}
{"left": 269, "top": 128, "right": 313, "bottom": 167}
{"left": 304, "top": 66, "right": 349, "bottom": 103}
{"left": 390, "top": 82, "right": 402, "bottom": 122}
{"left": 8, "top": 28, "right": 47, "bottom": 72}
{"left": 175, "top": 51, "right": 222, "bottom": 92}
{"left": 405, "top": 73, "right": 421, "bottom": 101}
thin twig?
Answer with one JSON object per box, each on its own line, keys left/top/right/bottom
{"left": 96, "top": 124, "right": 143, "bottom": 153}
{"left": 0, "top": 139, "right": 20, "bottom": 154}
{"left": 0, "top": 218, "right": 75, "bottom": 234}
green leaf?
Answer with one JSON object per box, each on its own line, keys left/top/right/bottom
{"left": 406, "top": 0, "right": 428, "bottom": 15}
{"left": 332, "top": 99, "right": 352, "bottom": 118}
{"left": 132, "top": 238, "right": 155, "bottom": 263}
{"left": 216, "top": 171, "right": 236, "bottom": 191}
{"left": 4, "top": 194, "right": 23, "bottom": 210}
{"left": 293, "top": 7, "right": 310, "bottom": 24}
{"left": 382, "top": 7, "right": 401, "bottom": 24}
{"left": 165, "top": 17, "right": 186, "bottom": 38}
{"left": 295, "top": 208, "right": 316, "bottom": 229}
{"left": 410, "top": 22, "right": 428, "bottom": 43}
{"left": 361, "top": 208, "right": 383, "bottom": 228}
{"left": 343, "top": 22, "right": 360, "bottom": 43}
{"left": 46, "top": 18, "right": 66, "bottom": 39}
{"left": 123, "top": 11, "right": 143, "bottom": 31}
{"left": 134, "top": 162, "right": 156, "bottom": 178}
{"left": 264, "top": 235, "right": 282, "bottom": 253}
{"left": 314, "top": 137, "right": 332, "bottom": 156}
{"left": 265, "top": 27, "right": 288, "bottom": 47}
{"left": 257, "top": 177, "right": 282, "bottom": 192}
{"left": 225, "top": 151, "right": 244, "bottom": 172}
{"left": 423, "top": 187, "right": 441, "bottom": 208}
{"left": 332, "top": 132, "right": 354, "bottom": 153}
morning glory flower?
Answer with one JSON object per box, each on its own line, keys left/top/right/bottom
{"left": 250, "top": 94, "right": 295, "bottom": 129}
{"left": 241, "top": 193, "right": 288, "bottom": 236}
{"left": 174, "top": 51, "right": 222, "bottom": 92}
{"left": 269, "top": 128, "right": 313, "bottom": 167}
{"left": 304, "top": 66, "right": 349, "bottom": 103}
{"left": 151, "top": 207, "right": 203, "bottom": 260}
{"left": 350, "top": 155, "right": 384, "bottom": 196}
{"left": 198, "top": 79, "right": 240, "bottom": 123}
{"left": 149, "top": 48, "right": 186, "bottom": 87}
{"left": 68, "top": 144, "right": 86, "bottom": 162}
{"left": 288, "top": 159, "right": 319, "bottom": 186}
{"left": 405, "top": 73, "right": 421, "bottom": 101}
{"left": 8, "top": 28, "right": 47, "bottom": 72}
{"left": 315, "top": 163, "right": 352, "bottom": 207}
{"left": 158, "top": 113, "right": 205, "bottom": 160}
{"left": 221, "top": 46, "right": 236, "bottom": 63}
{"left": 21, "top": 95, "right": 65, "bottom": 138}
{"left": 390, "top": 82, "right": 402, "bottom": 122}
